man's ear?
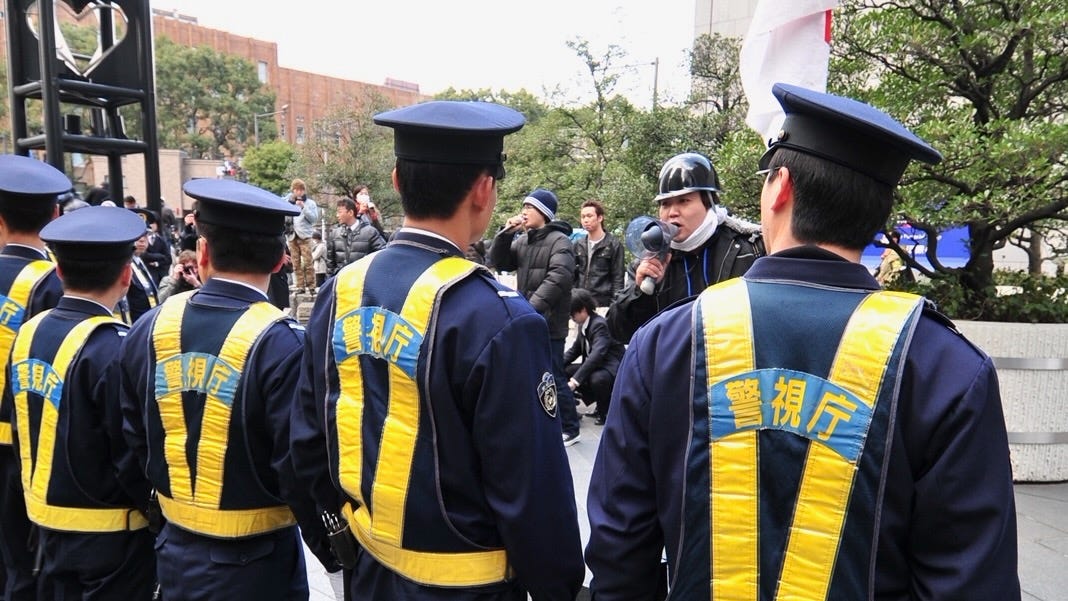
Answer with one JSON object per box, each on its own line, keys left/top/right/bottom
{"left": 770, "top": 166, "right": 794, "bottom": 212}
{"left": 469, "top": 173, "right": 495, "bottom": 212}
{"left": 391, "top": 168, "right": 400, "bottom": 193}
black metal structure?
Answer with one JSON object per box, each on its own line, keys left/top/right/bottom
{"left": 4, "top": 0, "right": 161, "bottom": 213}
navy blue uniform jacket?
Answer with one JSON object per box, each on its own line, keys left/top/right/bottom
{"left": 117, "top": 278, "right": 334, "bottom": 566}
{"left": 586, "top": 247, "right": 1020, "bottom": 601}
{"left": 291, "top": 230, "right": 585, "bottom": 600}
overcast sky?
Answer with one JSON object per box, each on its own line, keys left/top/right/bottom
{"left": 149, "top": 0, "right": 698, "bottom": 107}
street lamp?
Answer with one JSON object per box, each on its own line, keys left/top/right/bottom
{"left": 253, "top": 104, "right": 288, "bottom": 145}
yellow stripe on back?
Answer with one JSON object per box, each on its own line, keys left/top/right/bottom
{"left": 702, "top": 279, "right": 759, "bottom": 601}
{"left": 0, "top": 260, "right": 56, "bottom": 445}
{"left": 334, "top": 257, "right": 375, "bottom": 507}
{"left": 776, "top": 291, "right": 920, "bottom": 600}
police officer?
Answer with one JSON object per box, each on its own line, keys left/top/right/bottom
{"left": 7, "top": 206, "right": 155, "bottom": 599}
{"left": 0, "top": 155, "right": 66, "bottom": 600}
{"left": 290, "top": 101, "right": 585, "bottom": 600}
{"left": 117, "top": 179, "right": 336, "bottom": 600}
{"left": 606, "top": 152, "right": 764, "bottom": 343}
{"left": 586, "top": 83, "right": 1021, "bottom": 600}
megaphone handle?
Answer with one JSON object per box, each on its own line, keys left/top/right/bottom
{"left": 640, "top": 277, "right": 657, "bottom": 295}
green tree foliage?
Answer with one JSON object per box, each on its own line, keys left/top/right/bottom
{"left": 153, "top": 37, "right": 276, "bottom": 159}
{"left": 242, "top": 140, "right": 297, "bottom": 195}
{"left": 833, "top": 0, "right": 1068, "bottom": 316}
{"left": 287, "top": 92, "right": 397, "bottom": 226}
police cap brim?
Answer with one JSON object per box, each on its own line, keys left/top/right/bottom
{"left": 373, "top": 101, "right": 525, "bottom": 168}
{"left": 41, "top": 205, "right": 145, "bottom": 260}
{"left": 758, "top": 83, "right": 942, "bottom": 186}
{"left": 184, "top": 179, "right": 299, "bottom": 236}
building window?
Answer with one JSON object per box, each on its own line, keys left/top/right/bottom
{"left": 280, "top": 123, "right": 286, "bottom": 139}
{"left": 257, "top": 61, "right": 268, "bottom": 83}
{"left": 296, "top": 126, "right": 305, "bottom": 145}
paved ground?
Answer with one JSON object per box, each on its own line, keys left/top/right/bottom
{"left": 305, "top": 412, "right": 1068, "bottom": 600}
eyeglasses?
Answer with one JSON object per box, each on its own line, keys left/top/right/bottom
{"left": 755, "top": 166, "right": 782, "bottom": 180}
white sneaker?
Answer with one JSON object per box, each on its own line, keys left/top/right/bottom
{"left": 562, "top": 432, "right": 581, "bottom": 447}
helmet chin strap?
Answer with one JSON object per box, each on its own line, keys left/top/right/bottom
{"left": 671, "top": 204, "right": 727, "bottom": 253}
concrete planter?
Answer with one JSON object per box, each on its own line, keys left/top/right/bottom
{"left": 954, "top": 321, "right": 1068, "bottom": 482}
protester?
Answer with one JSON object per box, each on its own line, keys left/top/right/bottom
{"left": 490, "top": 188, "right": 581, "bottom": 446}
{"left": 564, "top": 288, "right": 625, "bottom": 426}
{"left": 606, "top": 152, "right": 764, "bottom": 342}
{"left": 586, "top": 83, "right": 1021, "bottom": 600}
{"left": 574, "top": 200, "right": 625, "bottom": 308}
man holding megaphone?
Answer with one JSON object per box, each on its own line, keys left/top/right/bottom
{"left": 607, "top": 153, "right": 765, "bottom": 342}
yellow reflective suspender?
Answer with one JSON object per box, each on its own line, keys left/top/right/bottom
{"left": 702, "top": 280, "right": 760, "bottom": 601}
{"left": 699, "top": 280, "right": 922, "bottom": 601}
{"left": 0, "top": 260, "right": 57, "bottom": 445}
{"left": 151, "top": 292, "right": 295, "bottom": 538}
{"left": 10, "top": 311, "right": 146, "bottom": 532}
{"left": 334, "top": 255, "right": 511, "bottom": 587}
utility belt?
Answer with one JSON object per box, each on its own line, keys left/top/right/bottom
{"left": 157, "top": 494, "right": 294, "bottom": 539}
{"left": 340, "top": 502, "right": 512, "bottom": 587}
{"left": 25, "top": 493, "right": 148, "bottom": 533}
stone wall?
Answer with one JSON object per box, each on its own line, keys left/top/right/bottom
{"left": 955, "top": 321, "right": 1068, "bottom": 482}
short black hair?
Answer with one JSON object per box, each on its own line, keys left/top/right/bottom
{"left": 337, "top": 197, "right": 356, "bottom": 214}
{"left": 767, "top": 148, "right": 893, "bottom": 250}
{"left": 197, "top": 221, "right": 285, "bottom": 274}
{"left": 570, "top": 288, "right": 598, "bottom": 316}
{"left": 581, "top": 199, "right": 605, "bottom": 217}
{"left": 395, "top": 159, "right": 495, "bottom": 220}
{"left": 56, "top": 255, "right": 130, "bottom": 293}
{"left": 0, "top": 198, "right": 56, "bottom": 234}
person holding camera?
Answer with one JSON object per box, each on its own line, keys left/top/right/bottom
{"left": 284, "top": 178, "right": 320, "bottom": 294}
{"left": 158, "top": 250, "right": 203, "bottom": 302}
{"left": 606, "top": 153, "right": 764, "bottom": 343}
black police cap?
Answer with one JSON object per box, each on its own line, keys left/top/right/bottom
{"left": 130, "top": 207, "right": 159, "bottom": 228}
{"left": 40, "top": 205, "right": 145, "bottom": 261}
{"left": 183, "top": 179, "right": 299, "bottom": 236}
{"left": 373, "top": 101, "right": 525, "bottom": 172}
{"left": 759, "top": 83, "right": 942, "bottom": 186}
{"left": 0, "top": 155, "right": 72, "bottom": 207}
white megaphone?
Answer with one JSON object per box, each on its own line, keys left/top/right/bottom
{"left": 624, "top": 216, "right": 679, "bottom": 295}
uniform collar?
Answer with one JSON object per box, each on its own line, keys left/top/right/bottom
{"left": 198, "top": 277, "right": 270, "bottom": 302}
{"left": 57, "top": 295, "right": 114, "bottom": 317}
{"left": 391, "top": 228, "right": 464, "bottom": 258}
{"left": 2, "top": 243, "right": 49, "bottom": 261}
{"left": 744, "top": 245, "right": 880, "bottom": 290}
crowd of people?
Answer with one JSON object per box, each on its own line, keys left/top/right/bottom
{"left": 0, "top": 83, "right": 1020, "bottom": 601}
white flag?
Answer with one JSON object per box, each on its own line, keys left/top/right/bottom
{"left": 740, "top": 0, "right": 839, "bottom": 143}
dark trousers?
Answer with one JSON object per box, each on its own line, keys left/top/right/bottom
{"left": 155, "top": 523, "right": 308, "bottom": 600}
{"left": 38, "top": 528, "right": 155, "bottom": 600}
{"left": 550, "top": 338, "right": 580, "bottom": 437}
{"left": 565, "top": 364, "right": 615, "bottom": 419}
{"left": 0, "top": 448, "right": 35, "bottom": 601}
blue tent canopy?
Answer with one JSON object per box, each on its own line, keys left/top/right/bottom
{"left": 862, "top": 224, "right": 971, "bottom": 272}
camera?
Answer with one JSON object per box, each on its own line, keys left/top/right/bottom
{"left": 183, "top": 265, "right": 194, "bottom": 276}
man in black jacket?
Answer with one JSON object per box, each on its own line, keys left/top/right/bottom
{"left": 489, "top": 188, "right": 581, "bottom": 446}
{"left": 564, "top": 289, "right": 625, "bottom": 426}
{"left": 607, "top": 153, "right": 764, "bottom": 343}
{"left": 574, "top": 199, "right": 625, "bottom": 308}
{"left": 327, "top": 197, "right": 386, "bottom": 275}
